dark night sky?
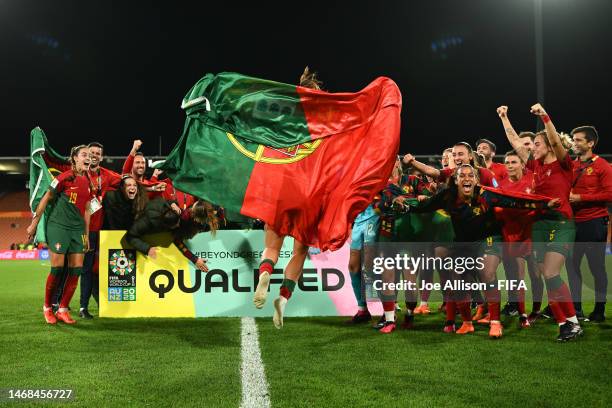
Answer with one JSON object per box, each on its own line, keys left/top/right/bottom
{"left": 1, "top": 0, "right": 611, "bottom": 157}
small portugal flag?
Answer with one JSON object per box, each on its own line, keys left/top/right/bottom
{"left": 160, "top": 72, "right": 402, "bottom": 251}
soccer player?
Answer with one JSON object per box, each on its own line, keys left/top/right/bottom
{"left": 441, "top": 148, "right": 454, "bottom": 170}
{"left": 43, "top": 141, "right": 122, "bottom": 313}
{"left": 518, "top": 132, "right": 536, "bottom": 153}
{"left": 404, "top": 146, "right": 493, "bottom": 319}
{"left": 346, "top": 203, "right": 380, "bottom": 324}
{"left": 252, "top": 67, "right": 323, "bottom": 329}
{"left": 405, "top": 164, "right": 556, "bottom": 337}
{"left": 123, "top": 139, "right": 167, "bottom": 198}
{"left": 476, "top": 138, "right": 508, "bottom": 181}
{"left": 500, "top": 103, "right": 583, "bottom": 341}
{"left": 497, "top": 150, "right": 537, "bottom": 328}
{"left": 404, "top": 152, "right": 455, "bottom": 315}
{"left": 502, "top": 131, "right": 544, "bottom": 324}
{"left": 371, "top": 159, "right": 427, "bottom": 333}
{"left": 567, "top": 125, "right": 612, "bottom": 322}
{"left": 27, "top": 145, "right": 94, "bottom": 325}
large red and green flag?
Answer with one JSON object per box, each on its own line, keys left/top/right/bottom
{"left": 29, "top": 127, "right": 66, "bottom": 243}
{"left": 160, "top": 72, "right": 402, "bottom": 251}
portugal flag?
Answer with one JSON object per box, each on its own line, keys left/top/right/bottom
{"left": 29, "top": 127, "right": 66, "bottom": 243}
{"left": 160, "top": 72, "right": 402, "bottom": 251}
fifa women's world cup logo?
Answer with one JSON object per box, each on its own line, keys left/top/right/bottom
{"left": 108, "top": 249, "right": 137, "bottom": 302}
{"left": 109, "top": 249, "right": 135, "bottom": 275}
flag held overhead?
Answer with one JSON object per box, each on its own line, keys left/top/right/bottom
{"left": 161, "top": 72, "right": 402, "bottom": 251}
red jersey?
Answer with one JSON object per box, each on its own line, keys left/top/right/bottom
{"left": 571, "top": 155, "right": 612, "bottom": 222}
{"left": 123, "top": 154, "right": 165, "bottom": 199}
{"left": 88, "top": 167, "right": 122, "bottom": 231}
{"left": 489, "top": 161, "right": 508, "bottom": 181}
{"left": 150, "top": 176, "right": 197, "bottom": 210}
{"left": 51, "top": 171, "right": 92, "bottom": 216}
{"left": 48, "top": 171, "right": 93, "bottom": 231}
{"left": 438, "top": 167, "right": 498, "bottom": 187}
{"left": 526, "top": 154, "right": 573, "bottom": 220}
{"left": 499, "top": 170, "right": 535, "bottom": 195}
{"left": 42, "top": 153, "right": 123, "bottom": 230}
{"left": 497, "top": 171, "right": 535, "bottom": 257}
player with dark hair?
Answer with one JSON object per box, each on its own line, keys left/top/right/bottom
{"left": 404, "top": 146, "right": 495, "bottom": 319}
{"left": 102, "top": 175, "right": 149, "bottom": 230}
{"left": 27, "top": 145, "right": 94, "bottom": 324}
{"left": 122, "top": 139, "right": 167, "bottom": 198}
{"left": 476, "top": 138, "right": 508, "bottom": 181}
{"left": 567, "top": 125, "right": 612, "bottom": 322}
{"left": 77, "top": 142, "right": 123, "bottom": 318}
{"left": 404, "top": 142, "right": 499, "bottom": 188}
{"left": 405, "top": 164, "right": 557, "bottom": 337}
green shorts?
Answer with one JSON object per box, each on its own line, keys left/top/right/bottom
{"left": 432, "top": 209, "right": 454, "bottom": 246}
{"left": 532, "top": 218, "right": 575, "bottom": 262}
{"left": 377, "top": 216, "right": 410, "bottom": 255}
{"left": 46, "top": 223, "right": 86, "bottom": 254}
{"left": 482, "top": 235, "right": 503, "bottom": 258}
{"left": 389, "top": 214, "right": 410, "bottom": 242}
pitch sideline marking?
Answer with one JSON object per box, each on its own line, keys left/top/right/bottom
{"left": 240, "top": 317, "right": 271, "bottom": 408}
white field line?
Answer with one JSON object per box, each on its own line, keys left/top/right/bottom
{"left": 240, "top": 317, "right": 271, "bottom": 408}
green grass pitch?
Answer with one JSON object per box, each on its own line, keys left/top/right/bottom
{"left": 1, "top": 260, "right": 611, "bottom": 407}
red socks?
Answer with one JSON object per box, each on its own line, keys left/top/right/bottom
{"left": 445, "top": 300, "right": 456, "bottom": 321}
{"left": 484, "top": 286, "right": 501, "bottom": 321}
{"left": 550, "top": 283, "right": 576, "bottom": 318}
{"left": 259, "top": 259, "right": 274, "bottom": 276}
{"left": 59, "top": 275, "right": 79, "bottom": 309}
{"left": 458, "top": 301, "right": 472, "bottom": 322}
{"left": 382, "top": 301, "right": 395, "bottom": 312}
{"left": 44, "top": 274, "right": 60, "bottom": 308}
{"left": 517, "top": 287, "right": 526, "bottom": 315}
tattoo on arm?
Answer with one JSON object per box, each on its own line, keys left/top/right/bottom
{"left": 505, "top": 127, "right": 517, "bottom": 137}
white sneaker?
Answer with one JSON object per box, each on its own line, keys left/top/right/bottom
{"left": 273, "top": 296, "right": 287, "bottom": 329}
{"left": 253, "top": 272, "right": 270, "bottom": 309}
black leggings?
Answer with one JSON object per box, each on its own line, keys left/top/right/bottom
{"left": 567, "top": 216, "right": 609, "bottom": 306}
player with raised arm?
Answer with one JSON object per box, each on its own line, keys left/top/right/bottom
{"left": 500, "top": 103, "right": 583, "bottom": 341}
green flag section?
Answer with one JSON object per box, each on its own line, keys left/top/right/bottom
{"left": 29, "top": 127, "right": 67, "bottom": 243}
{"left": 161, "top": 72, "right": 402, "bottom": 251}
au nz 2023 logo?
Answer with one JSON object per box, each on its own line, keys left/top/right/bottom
{"left": 108, "top": 249, "right": 136, "bottom": 301}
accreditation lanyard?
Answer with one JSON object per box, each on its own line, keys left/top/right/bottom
{"left": 572, "top": 156, "right": 596, "bottom": 188}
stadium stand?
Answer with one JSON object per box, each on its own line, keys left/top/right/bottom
{"left": 0, "top": 192, "right": 30, "bottom": 249}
